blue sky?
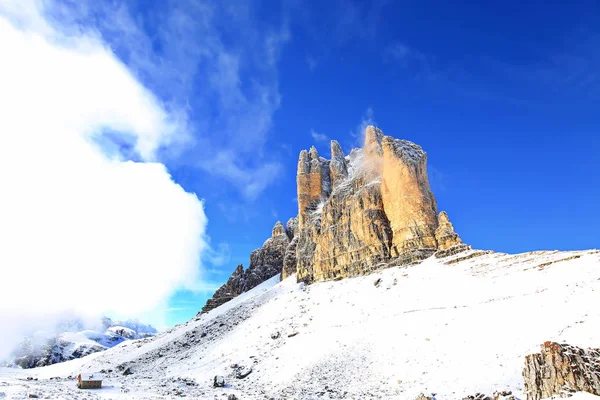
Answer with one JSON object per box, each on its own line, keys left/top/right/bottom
{"left": 15, "top": 0, "right": 600, "bottom": 327}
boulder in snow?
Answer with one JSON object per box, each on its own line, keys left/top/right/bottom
{"left": 235, "top": 366, "right": 252, "bottom": 379}
{"left": 213, "top": 375, "right": 225, "bottom": 387}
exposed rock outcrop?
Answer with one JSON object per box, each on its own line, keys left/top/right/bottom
{"left": 435, "top": 211, "right": 463, "bottom": 250}
{"left": 200, "top": 264, "right": 245, "bottom": 314}
{"left": 295, "top": 160, "right": 393, "bottom": 283}
{"left": 286, "top": 217, "right": 298, "bottom": 240}
{"left": 297, "top": 146, "right": 331, "bottom": 226}
{"left": 203, "top": 125, "right": 467, "bottom": 308}
{"left": 287, "top": 125, "right": 467, "bottom": 283}
{"left": 329, "top": 140, "right": 349, "bottom": 190}
{"left": 381, "top": 134, "right": 438, "bottom": 252}
{"left": 523, "top": 341, "right": 600, "bottom": 400}
{"left": 200, "top": 221, "right": 290, "bottom": 314}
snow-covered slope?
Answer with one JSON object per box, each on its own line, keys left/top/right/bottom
{"left": 1, "top": 249, "right": 599, "bottom": 399}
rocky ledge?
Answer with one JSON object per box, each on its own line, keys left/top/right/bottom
{"left": 200, "top": 220, "right": 293, "bottom": 314}
{"left": 523, "top": 341, "right": 600, "bottom": 399}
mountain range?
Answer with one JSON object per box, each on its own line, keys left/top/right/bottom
{"left": 3, "top": 317, "right": 156, "bottom": 369}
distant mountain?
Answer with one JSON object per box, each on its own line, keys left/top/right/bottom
{"left": 4, "top": 317, "right": 156, "bottom": 368}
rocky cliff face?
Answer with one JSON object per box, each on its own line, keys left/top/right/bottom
{"left": 200, "top": 221, "right": 292, "bottom": 314}
{"left": 203, "top": 125, "right": 466, "bottom": 310}
{"left": 287, "top": 125, "right": 465, "bottom": 283}
{"left": 523, "top": 341, "right": 600, "bottom": 399}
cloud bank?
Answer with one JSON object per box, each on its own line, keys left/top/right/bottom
{"left": 0, "top": 1, "right": 208, "bottom": 358}
{"left": 63, "top": 0, "right": 291, "bottom": 200}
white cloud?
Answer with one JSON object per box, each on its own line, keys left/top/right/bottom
{"left": 71, "top": 0, "right": 290, "bottom": 200}
{"left": 311, "top": 129, "right": 329, "bottom": 142}
{"left": 350, "top": 107, "right": 377, "bottom": 144}
{"left": 0, "top": 1, "right": 209, "bottom": 358}
{"left": 203, "top": 150, "right": 282, "bottom": 201}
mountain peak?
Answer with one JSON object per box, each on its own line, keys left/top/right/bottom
{"left": 205, "top": 126, "right": 465, "bottom": 302}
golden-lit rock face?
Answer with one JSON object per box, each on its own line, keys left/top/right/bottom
{"left": 297, "top": 146, "right": 330, "bottom": 226}
{"left": 290, "top": 125, "right": 466, "bottom": 283}
{"left": 435, "top": 211, "right": 463, "bottom": 250}
{"left": 203, "top": 125, "right": 468, "bottom": 311}
{"left": 295, "top": 169, "right": 393, "bottom": 283}
{"left": 329, "top": 140, "right": 348, "bottom": 190}
{"left": 380, "top": 135, "right": 439, "bottom": 252}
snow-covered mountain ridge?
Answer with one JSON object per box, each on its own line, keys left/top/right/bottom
{"left": 3, "top": 318, "right": 156, "bottom": 369}
{"left": 1, "top": 248, "right": 599, "bottom": 399}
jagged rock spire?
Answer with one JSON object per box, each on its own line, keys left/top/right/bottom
{"left": 272, "top": 221, "right": 286, "bottom": 237}
{"left": 297, "top": 146, "right": 328, "bottom": 226}
{"left": 435, "top": 211, "right": 463, "bottom": 250}
{"left": 329, "top": 140, "right": 348, "bottom": 190}
{"left": 364, "top": 125, "right": 384, "bottom": 158}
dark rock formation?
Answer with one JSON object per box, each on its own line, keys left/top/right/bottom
{"left": 200, "top": 264, "right": 245, "bottom": 314}
{"left": 523, "top": 341, "right": 600, "bottom": 400}
{"left": 200, "top": 221, "right": 290, "bottom": 314}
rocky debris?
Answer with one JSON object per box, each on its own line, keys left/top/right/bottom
{"left": 435, "top": 211, "right": 463, "bottom": 250}
{"left": 415, "top": 394, "right": 434, "bottom": 400}
{"left": 456, "top": 392, "right": 513, "bottom": 400}
{"left": 391, "top": 248, "right": 436, "bottom": 267}
{"left": 537, "top": 254, "right": 583, "bottom": 270}
{"left": 213, "top": 376, "right": 225, "bottom": 388}
{"left": 270, "top": 331, "right": 280, "bottom": 339}
{"left": 493, "top": 391, "right": 515, "bottom": 400}
{"left": 117, "top": 363, "right": 135, "bottom": 376}
{"left": 435, "top": 243, "right": 471, "bottom": 259}
{"left": 461, "top": 394, "right": 491, "bottom": 400}
{"left": 28, "top": 394, "right": 39, "bottom": 398}
{"left": 445, "top": 250, "right": 494, "bottom": 265}
{"left": 234, "top": 366, "right": 253, "bottom": 379}
{"left": 523, "top": 341, "right": 600, "bottom": 400}
{"left": 228, "top": 395, "right": 238, "bottom": 400}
